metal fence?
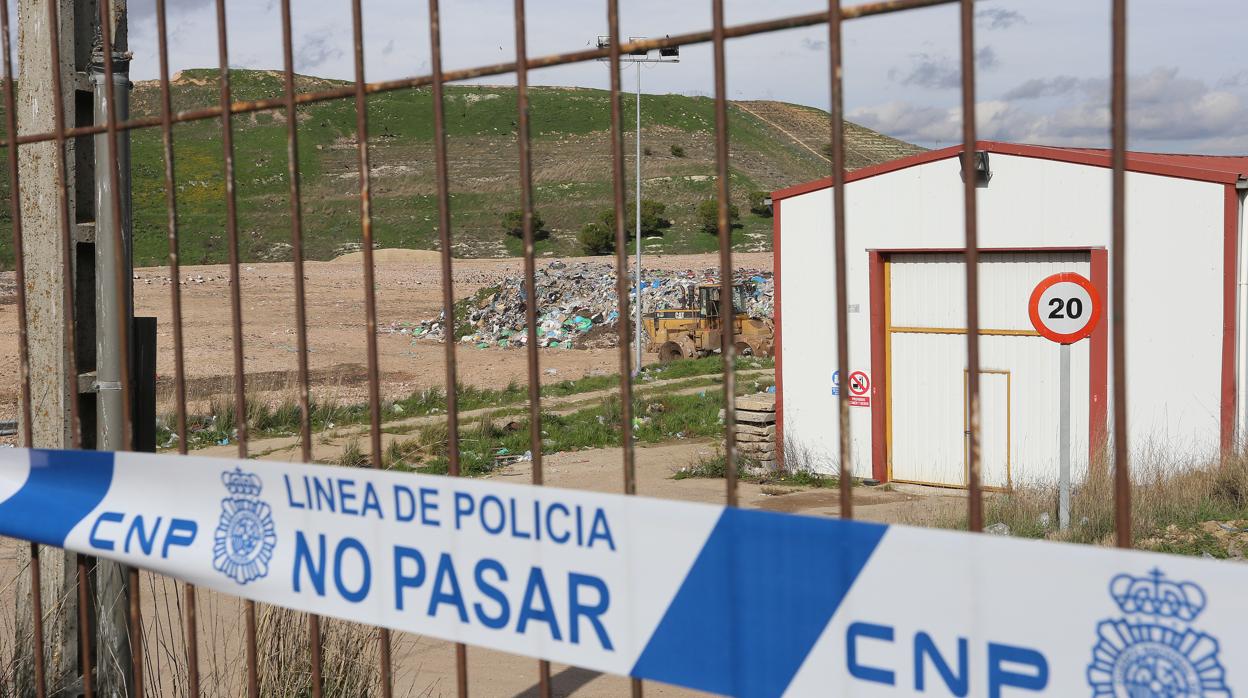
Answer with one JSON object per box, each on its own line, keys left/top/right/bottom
{"left": 1, "top": 0, "right": 1132, "bottom": 695}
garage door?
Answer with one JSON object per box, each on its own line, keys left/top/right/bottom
{"left": 887, "top": 252, "right": 1092, "bottom": 488}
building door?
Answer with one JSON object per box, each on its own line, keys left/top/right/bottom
{"left": 967, "top": 370, "right": 1010, "bottom": 489}
{"left": 887, "top": 251, "right": 1093, "bottom": 488}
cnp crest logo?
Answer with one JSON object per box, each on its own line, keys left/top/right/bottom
{"left": 213, "top": 467, "right": 277, "bottom": 585}
{"left": 1087, "top": 568, "right": 1231, "bottom": 697}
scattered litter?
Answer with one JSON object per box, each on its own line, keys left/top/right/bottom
{"left": 397, "top": 261, "right": 773, "bottom": 351}
{"left": 544, "top": 368, "right": 558, "bottom": 376}
{"left": 217, "top": 438, "right": 230, "bottom": 446}
{"left": 985, "top": 522, "right": 1011, "bottom": 536}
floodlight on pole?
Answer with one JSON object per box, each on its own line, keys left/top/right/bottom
{"left": 596, "top": 36, "right": 679, "bottom": 376}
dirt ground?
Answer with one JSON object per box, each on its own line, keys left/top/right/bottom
{"left": 0, "top": 249, "right": 971, "bottom": 696}
{"left": 0, "top": 250, "right": 773, "bottom": 426}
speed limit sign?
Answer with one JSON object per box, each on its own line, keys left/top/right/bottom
{"left": 1028, "top": 272, "right": 1101, "bottom": 344}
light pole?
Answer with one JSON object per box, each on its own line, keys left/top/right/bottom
{"left": 598, "top": 36, "right": 679, "bottom": 375}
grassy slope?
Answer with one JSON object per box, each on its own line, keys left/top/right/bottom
{"left": 0, "top": 69, "right": 922, "bottom": 268}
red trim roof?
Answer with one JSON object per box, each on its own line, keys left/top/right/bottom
{"left": 771, "top": 140, "right": 1248, "bottom": 201}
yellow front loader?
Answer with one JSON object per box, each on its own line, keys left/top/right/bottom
{"left": 642, "top": 283, "right": 773, "bottom": 363}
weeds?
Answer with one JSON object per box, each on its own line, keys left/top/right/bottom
{"left": 257, "top": 605, "right": 382, "bottom": 697}
{"left": 947, "top": 456, "right": 1248, "bottom": 558}
{"left": 159, "top": 356, "right": 773, "bottom": 453}
{"left": 673, "top": 447, "right": 840, "bottom": 488}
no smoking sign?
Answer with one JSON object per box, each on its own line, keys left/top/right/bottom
{"left": 1028, "top": 273, "right": 1102, "bottom": 344}
{"left": 848, "top": 370, "right": 870, "bottom": 407}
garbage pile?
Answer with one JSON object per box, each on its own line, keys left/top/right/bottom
{"left": 396, "top": 261, "right": 773, "bottom": 350}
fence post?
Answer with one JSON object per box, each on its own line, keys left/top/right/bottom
{"left": 13, "top": 0, "right": 95, "bottom": 695}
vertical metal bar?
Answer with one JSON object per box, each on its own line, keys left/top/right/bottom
{"left": 40, "top": 0, "right": 82, "bottom": 455}
{"left": 826, "top": 0, "right": 853, "bottom": 517}
{"left": 427, "top": 1, "right": 468, "bottom": 694}
{"left": 41, "top": 0, "right": 91, "bottom": 692}
{"left": 0, "top": 2, "right": 46, "bottom": 695}
{"left": 606, "top": 0, "right": 638, "bottom": 499}
{"left": 606, "top": 6, "right": 643, "bottom": 697}
{"left": 711, "top": 0, "right": 738, "bottom": 506}
{"left": 346, "top": 2, "right": 396, "bottom": 694}
{"left": 1110, "top": 0, "right": 1130, "bottom": 548}
{"left": 76, "top": 557, "right": 93, "bottom": 698}
{"left": 634, "top": 62, "right": 643, "bottom": 377}
{"left": 28, "top": 545, "right": 46, "bottom": 698}
{"left": 511, "top": 3, "right": 551, "bottom": 693}
{"left": 1058, "top": 342, "right": 1071, "bottom": 530}
{"left": 153, "top": 0, "right": 199, "bottom": 690}
{"left": 277, "top": 0, "right": 323, "bottom": 693}
{"left": 96, "top": 4, "right": 143, "bottom": 694}
{"left": 127, "top": 567, "right": 142, "bottom": 697}
{"left": 209, "top": 0, "right": 258, "bottom": 693}
{"left": 959, "top": 0, "right": 983, "bottom": 532}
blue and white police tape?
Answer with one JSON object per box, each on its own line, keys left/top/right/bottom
{"left": 0, "top": 448, "right": 1244, "bottom": 697}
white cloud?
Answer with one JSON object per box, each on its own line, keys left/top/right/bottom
{"left": 853, "top": 68, "right": 1248, "bottom": 151}
{"left": 889, "top": 46, "right": 999, "bottom": 90}
{"left": 976, "top": 7, "right": 1026, "bottom": 30}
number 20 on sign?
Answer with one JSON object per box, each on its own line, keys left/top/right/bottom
{"left": 1028, "top": 272, "right": 1102, "bottom": 344}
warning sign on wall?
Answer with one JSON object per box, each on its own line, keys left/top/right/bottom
{"left": 848, "top": 370, "right": 870, "bottom": 407}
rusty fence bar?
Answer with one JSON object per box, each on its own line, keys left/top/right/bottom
{"left": 41, "top": 0, "right": 93, "bottom": 694}
{"left": 345, "top": 1, "right": 397, "bottom": 694}
{"left": 1111, "top": 0, "right": 1130, "bottom": 548}
{"left": 275, "top": 0, "right": 326, "bottom": 693}
{"left": 206, "top": 0, "right": 262, "bottom": 695}
{"left": 0, "top": 1, "right": 45, "bottom": 696}
{"left": 510, "top": 1, "right": 555, "bottom": 695}
{"left": 711, "top": 0, "right": 739, "bottom": 509}
{"left": 153, "top": 0, "right": 201, "bottom": 690}
{"left": 959, "top": 0, "right": 983, "bottom": 532}
{"left": 0, "top": 0, "right": 965, "bottom": 152}
{"left": 425, "top": 1, "right": 471, "bottom": 695}
{"left": 0, "top": 0, "right": 1141, "bottom": 695}
{"left": 826, "top": 0, "right": 853, "bottom": 518}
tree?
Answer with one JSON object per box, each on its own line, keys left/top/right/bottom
{"left": 578, "top": 222, "right": 614, "bottom": 255}
{"left": 598, "top": 199, "right": 668, "bottom": 238}
{"left": 502, "top": 208, "right": 545, "bottom": 238}
{"left": 748, "top": 190, "right": 772, "bottom": 217}
{"left": 697, "top": 199, "right": 740, "bottom": 234}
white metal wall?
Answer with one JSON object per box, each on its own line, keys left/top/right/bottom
{"left": 888, "top": 251, "right": 1091, "bottom": 487}
{"left": 778, "top": 153, "right": 1228, "bottom": 479}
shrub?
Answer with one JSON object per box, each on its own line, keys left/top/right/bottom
{"left": 598, "top": 199, "right": 667, "bottom": 238}
{"left": 748, "top": 190, "right": 772, "bottom": 217}
{"left": 501, "top": 208, "right": 545, "bottom": 238}
{"left": 578, "top": 222, "right": 614, "bottom": 255}
{"left": 697, "top": 199, "right": 740, "bottom": 234}
{"left": 643, "top": 146, "right": 653, "bottom": 156}
{"left": 670, "top": 144, "right": 686, "bottom": 157}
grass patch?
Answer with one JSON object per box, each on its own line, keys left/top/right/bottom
{"left": 673, "top": 447, "right": 838, "bottom": 488}
{"left": 942, "top": 458, "right": 1248, "bottom": 558}
{"left": 164, "top": 355, "right": 772, "bottom": 452}
{"left": 383, "top": 390, "right": 736, "bottom": 477}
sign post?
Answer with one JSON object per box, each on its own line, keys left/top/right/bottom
{"left": 1029, "top": 273, "right": 1102, "bottom": 531}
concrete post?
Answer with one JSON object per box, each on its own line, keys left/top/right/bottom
{"left": 13, "top": 1, "right": 90, "bottom": 695}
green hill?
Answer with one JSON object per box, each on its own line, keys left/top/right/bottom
{"left": 1, "top": 69, "right": 923, "bottom": 268}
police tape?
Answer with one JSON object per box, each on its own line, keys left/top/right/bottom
{"left": 0, "top": 448, "right": 1244, "bottom": 697}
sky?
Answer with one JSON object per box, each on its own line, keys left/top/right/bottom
{"left": 99, "top": 0, "right": 1248, "bottom": 154}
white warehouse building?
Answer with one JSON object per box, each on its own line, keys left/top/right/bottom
{"left": 771, "top": 141, "right": 1248, "bottom": 487}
